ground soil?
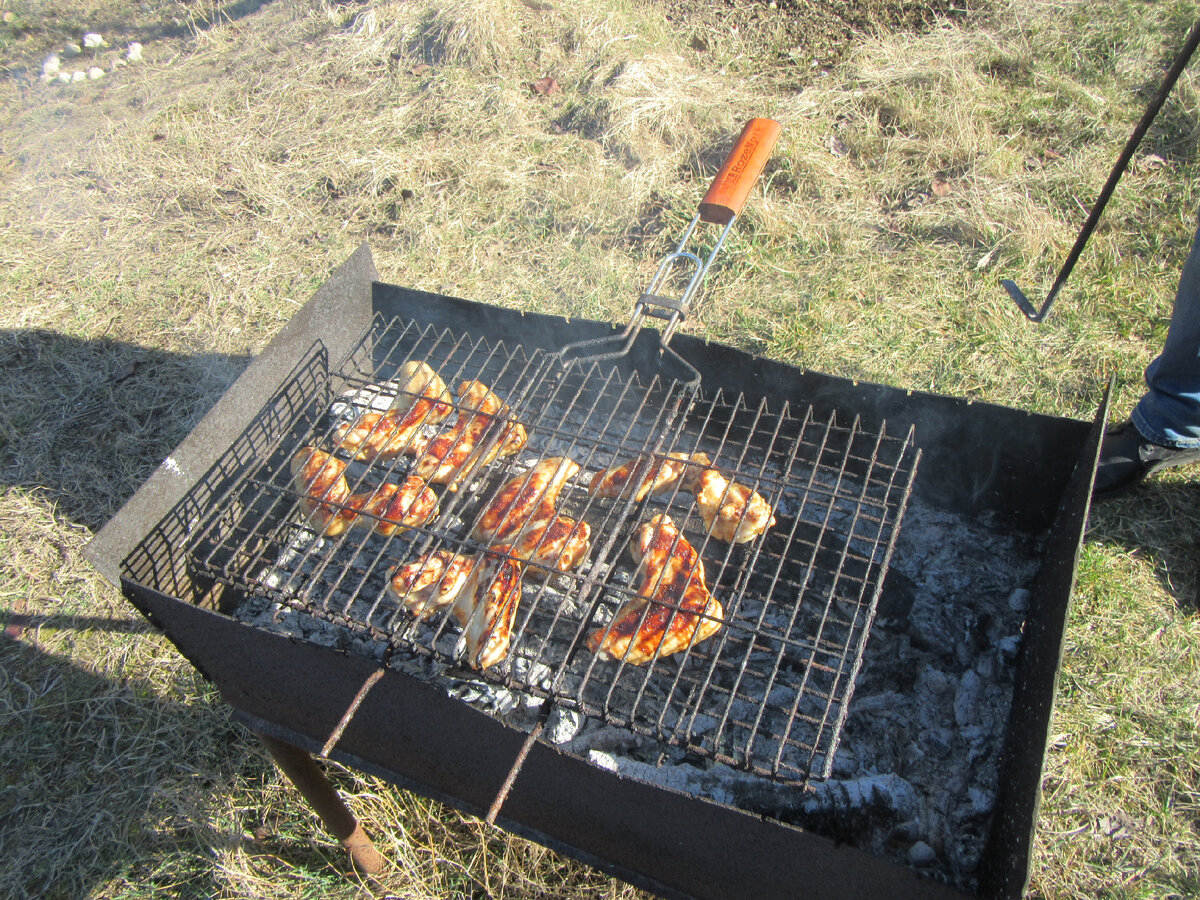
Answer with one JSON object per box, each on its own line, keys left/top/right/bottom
{"left": 659, "top": 0, "right": 967, "bottom": 67}
{"left": 0, "top": 0, "right": 968, "bottom": 75}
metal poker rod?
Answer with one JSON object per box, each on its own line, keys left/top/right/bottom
{"left": 1003, "top": 19, "right": 1200, "bottom": 324}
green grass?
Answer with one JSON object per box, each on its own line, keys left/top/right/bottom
{"left": 2, "top": 0, "right": 1199, "bottom": 897}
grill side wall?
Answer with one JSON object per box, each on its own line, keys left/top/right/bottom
{"left": 122, "top": 578, "right": 972, "bottom": 900}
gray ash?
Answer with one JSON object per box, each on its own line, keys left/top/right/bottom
{"left": 231, "top": 493, "right": 1032, "bottom": 894}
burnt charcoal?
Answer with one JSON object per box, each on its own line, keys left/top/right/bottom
{"left": 953, "top": 670, "right": 984, "bottom": 727}
{"left": 877, "top": 568, "right": 918, "bottom": 620}
{"left": 918, "top": 727, "right": 952, "bottom": 759}
{"left": 907, "top": 840, "right": 938, "bottom": 867}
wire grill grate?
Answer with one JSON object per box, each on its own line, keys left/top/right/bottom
{"left": 166, "top": 312, "right": 918, "bottom": 783}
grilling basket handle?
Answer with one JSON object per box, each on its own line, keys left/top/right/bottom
{"left": 699, "top": 117, "right": 783, "bottom": 225}
{"left": 558, "top": 117, "right": 781, "bottom": 382}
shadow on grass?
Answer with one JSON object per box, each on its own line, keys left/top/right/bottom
{"left": 0, "top": 628, "right": 364, "bottom": 899}
{"left": 0, "top": 329, "right": 387, "bottom": 896}
{"left": 0, "top": 328, "right": 250, "bottom": 531}
{"left": 1087, "top": 477, "right": 1200, "bottom": 612}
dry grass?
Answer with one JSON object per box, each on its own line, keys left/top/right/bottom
{"left": 2, "top": 0, "right": 1199, "bottom": 896}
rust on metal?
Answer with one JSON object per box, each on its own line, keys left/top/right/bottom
{"left": 258, "top": 731, "right": 387, "bottom": 876}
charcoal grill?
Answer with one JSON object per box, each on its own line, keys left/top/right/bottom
{"left": 86, "top": 134, "right": 1105, "bottom": 899}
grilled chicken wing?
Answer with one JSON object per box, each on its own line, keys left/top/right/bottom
{"left": 393, "top": 361, "right": 453, "bottom": 417}
{"left": 691, "top": 465, "right": 775, "bottom": 544}
{"left": 589, "top": 450, "right": 715, "bottom": 502}
{"left": 355, "top": 476, "right": 439, "bottom": 537}
{"left": 388, "top": 549, "right": 476, "bottom": 620}
{"left": 452, "top": 544, "right": 524, "bottom": 669}
{"left": 508, "top": 515, "right": 591, "bottom": 575}
{"left": 473, "top": 457, "right": 580, "bottom": 542}
{"left": 411, "top": 380, "right": 528, "bottom": 489}
{"left": 291, "top": 446, "right": 438, "bottom": 537}
{"left": 587, "top": 514, "right": 722, "bottom": 665}
{"left": 291, "top": 446, "right": 356, "bottom": 535}
{"left": 333, "top": 362, "right": 453, "bottom": 460}
{"left": 589, "top": 452, "right": 691, "bottom": 502}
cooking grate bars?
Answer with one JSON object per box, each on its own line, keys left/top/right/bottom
{"left": 168, "top": 312, "right": 918, "bottom": 783}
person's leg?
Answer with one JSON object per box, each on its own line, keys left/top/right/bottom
{"left": 1131, "top": 215, "right": 1200, "bottom": 448}
{"left": 1094, "top": 215, "right": 1200, "bottom": 496}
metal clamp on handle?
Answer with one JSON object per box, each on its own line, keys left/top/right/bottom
{"left": 556, "top": 118, "right": 780, "bottom": 373}
{"left": 637, "top": 220, "right": 732, "bottom": 347}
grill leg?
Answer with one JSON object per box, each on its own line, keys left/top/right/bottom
{"left": 257, "top": 732, "right": 387, "bottom": 876}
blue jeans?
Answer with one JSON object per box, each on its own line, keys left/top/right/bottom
{"left": 1132, "top": 217, "right": 1200, "bottom": 449}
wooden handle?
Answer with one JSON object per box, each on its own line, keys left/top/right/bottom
{"left": 698, "top": 118, "right": 782, "bottom": 225}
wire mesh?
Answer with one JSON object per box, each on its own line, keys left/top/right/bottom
{"left": 170, "top": 312, "right": 918, "bottom": 783}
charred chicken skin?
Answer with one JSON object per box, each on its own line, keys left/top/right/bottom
{"left": 411, "top": 380, "right": 528, "bottom": 489}
{"left": 291, "top": 447, "right": 438, "bottom": 537}
{"left": 333, "top": 362, "right": 453, "bottom": 461}
{"left": 587, "top": 514, "right": 723, "bottom": 664}
{"left": 388, "top": 549, "right": 476, "bottom": 620}
{"left": 290, "top": 446, "right": 355, "bottom": 535}
{"left": 452, "top": 544, "right": 524, "bottom": 669}
{"left": 473, "top": 457, "right": 580, "bottom": 542}
{"left": 508, "top": 515, "right": 591, "bottom": 575}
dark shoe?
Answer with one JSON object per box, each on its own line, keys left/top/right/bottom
{"left": 1093, "top": 420, "right": 1200, "bottom": 498}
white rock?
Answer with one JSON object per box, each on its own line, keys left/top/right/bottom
{"left": 83, "top": 32, "right": 106, "bottom": 49}
{"left": 974, "top": 652, "right": 996, "bottom": 680}
{"left": 58, "top": 71, "right": 72, "bottom": 84}
{"left": 544, "top": 707, "right": 583, "bottom": 744}
{"left": 72, "top": 70, "right": 86, "bottom": 83}
{"left": 42, "top": 54, "right": 61, "bottom": 76}
{"left": 831, "top": 748, "right": 858, "bottom": 777}
{"left": 63, "top": 42, "right": 82, "bottom": 57}
{"left": 918, "top": 665, "right": 953, "bottom": 695}
{"left": 87, "top": 67, "right": 104, "bottom": 80}
{"left": 967, "top": 785, "right": 996, "bottom": 816}
{"left": 126, "top": 42, "right": 144, "bottom": 62}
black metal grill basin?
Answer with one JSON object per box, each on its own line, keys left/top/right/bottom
{"left": 86, "top": 244, "right": 1104, "bottom": 900}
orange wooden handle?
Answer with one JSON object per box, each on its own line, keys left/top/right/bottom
{"left": 698, "top": 118, "right": 782, "bottom": 225}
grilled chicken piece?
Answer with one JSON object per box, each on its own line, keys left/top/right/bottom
{"left": 291, "top": 446, "right": 438, "bottom": 537}
{"left": 411, "top": 380, "right": 528, "bottom": 489}
{"left": 388, "top": 549, "right": 475, "bottom": 620}
{"left": 291, "top": 446, "right": 356, "bottom": 535}
{"left": 333, "top": 363, "right": 453, "bottom": 461}
{"left": 589, "top": 450, "right": 714, "bottom": 502}
{"left": 587, "top": 514, "right": 722, "bottom": 665}
{"left": 393, "top": 361, "right": 453, "bottom": 417}
{"left": 589, "top": 452, "right": 690, "bottom": 502}
{"left": 691, "top": 465, "right": 775, "bottom": 544}
{"left": 354, "top": 476, "right": 439, "bottom": 537}
{"left": 508, "top": 515, "right": 591, "bottom": 575}
{"left": 452, "top": 545, "right": 524, "bottom": 669}
{"left": 473, "top": 457, "right": 580, "bottom": 542}
{"left": 333, "top": 411, "right": 420, "bottom": 461}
